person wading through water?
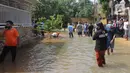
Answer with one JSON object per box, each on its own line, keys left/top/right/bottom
{"left": 88, "top": 24, "right": 94, "bottom": 37}
{"left": 0, "top": 21, "right": 19, "bottom": 63}
{"left": 68, "top": 23, "right": 74, "bottom": 38}
{"left": 93, "top": 22, "right": 107, "bottom": 67}
{"left": 76, "top": 22, "right": 83, "bottom": 37}
{"left": 105, "top": 21, "right": 116, "bottom": 55}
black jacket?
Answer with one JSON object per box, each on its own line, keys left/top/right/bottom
{"left": 93, "top": 30, "right": 107, "bottom": 51}
{"left": 88, "top": 25, "right": 94, "bottom": 32}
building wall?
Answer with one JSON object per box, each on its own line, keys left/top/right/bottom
{"left": 0, "top": 4, "right": 32, "bottom": 26}
{"left": 0, "top": 0, "right": 34, "bottom": 26}
{"left": 0, "top": 0, "right": 38, "bottom": 47}
{"left": 0, "top": 0, "right": 31, "bottom": 11}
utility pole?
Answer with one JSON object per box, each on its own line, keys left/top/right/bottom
{"left": 94, "top": 0, "right": 96, "bottom": 22}
{"left": 109, "top": 0, "right": 114, "bottom": 20}
{"left": 111, "top": 0, "right": 114, "bottom": 19}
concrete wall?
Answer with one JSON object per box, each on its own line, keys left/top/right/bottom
{"left": 0, "top": 3, "right": 35, "bottom": 47}
{"left": 0, "top": 4, "right": 32, "bottom": 26}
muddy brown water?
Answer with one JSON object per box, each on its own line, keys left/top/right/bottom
{"left": 0, "top": 34, "right": 130, "bottom": 73}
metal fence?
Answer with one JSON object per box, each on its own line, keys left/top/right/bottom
{"left": 0, "top": 4, "right": 32, "bottom": 26}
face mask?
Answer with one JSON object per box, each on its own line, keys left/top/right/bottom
{"left": 5, "top": 26, "right": 11, "bottom": 29}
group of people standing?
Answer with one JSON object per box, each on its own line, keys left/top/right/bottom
{"left": 93, "top": 18, "right": 129, "bottom": 67}
{"left": 68, "top": 22, "right": 94, "bottom": 38}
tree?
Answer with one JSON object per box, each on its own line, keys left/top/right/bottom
{"left": 32, "top": 0, "right": 59, "bottom": 19}
{"left": 32, "top": 0, "right": 94, "bottom": 23}
{"left": 36, "top": 14, "right": 63, "bottom": 38}
{"left": 37, "top": 15, "right": 63, "bottom": 32}
{"left": 98, "top": 0, "right": 110, "bottom": 16}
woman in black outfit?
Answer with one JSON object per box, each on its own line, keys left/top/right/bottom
{"left": 93, "top": 22, "right": 107, "bottom": 67}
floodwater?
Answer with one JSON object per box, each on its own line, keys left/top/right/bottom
{"left": 0, "top": 34, "right": 130, "bottom": 73}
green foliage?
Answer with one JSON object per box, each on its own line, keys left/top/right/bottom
{"left": 37, "top": 15, "right": 63, "bottom": 32}
{"left": 98, "top": 0, "right": 110, "bottom": 16}
{"left": 75, "top": 0, "right": 93, "bottom": 18}
{"left": 36, "top": 17, "right": 46, "bottom": 25}
{"left": 32, "top": 0, "right": 94, "bottom": 23}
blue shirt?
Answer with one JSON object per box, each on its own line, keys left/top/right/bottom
{"left": 105, "top": 24, "right": 112, "bottom": 32}
{"left": 68, "top": 25, "right": 73, "bottom": 32}
{"left": 84, "top": 24, "right": 88, "bottom": 32}
{"left": 105, "top": 24, "right": 113, "bottom": 42}
{"left": 84, "top": 25, "right": 87, "bottom": 32}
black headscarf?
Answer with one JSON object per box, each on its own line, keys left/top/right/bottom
{"left": 96, "top": 22, "right": 105, "bottom": 30}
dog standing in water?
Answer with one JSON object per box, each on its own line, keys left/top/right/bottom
{"left": 93, "top": 22, "right": 107, "bottom": 67}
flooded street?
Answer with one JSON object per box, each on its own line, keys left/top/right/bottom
{"left": 0, "top": 33, "right": 130, "bottom": 73}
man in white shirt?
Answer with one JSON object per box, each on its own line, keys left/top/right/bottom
{"left": 123, "top": 19, "right": 129, "bottom": 40}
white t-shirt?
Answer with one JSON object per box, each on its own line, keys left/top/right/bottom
{"left": 123, "top": 22, "right": 129, "bottom": 30}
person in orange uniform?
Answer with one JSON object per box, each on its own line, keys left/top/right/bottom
{"left": 0, "top": 21, "right": 19, "bottom": 63}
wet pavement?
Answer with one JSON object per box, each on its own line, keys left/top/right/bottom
{"left": 0, "top": 33, "right": 130, "bottom": 73}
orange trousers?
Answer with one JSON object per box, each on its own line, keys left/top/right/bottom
{"left": 95, "top": 50, "right": 106, "bottom": 66}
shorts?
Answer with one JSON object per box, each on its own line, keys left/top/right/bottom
{"left": 78, "top": 32, "right": 82, "bottom": 35}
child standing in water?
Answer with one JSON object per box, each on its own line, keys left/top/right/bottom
{"left": 93, "top": 22, "right": 107, "bottom": 67}
{"left": 68, "top": 23, "right": 74, "bottom": 38}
